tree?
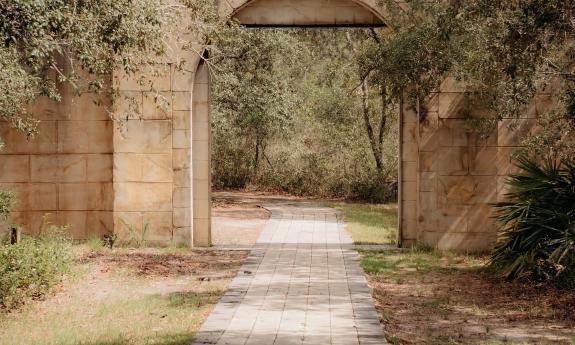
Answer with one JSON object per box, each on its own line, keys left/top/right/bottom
{"left": 0, "top": 0, "right": 165, "bottom": 220}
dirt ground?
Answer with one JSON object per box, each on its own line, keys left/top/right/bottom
{"left": 364, "top": 252, "right": 575, "bottom": 345}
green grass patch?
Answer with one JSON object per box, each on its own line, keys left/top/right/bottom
{"left": 360, "top": 248, "right": 486, "bottom": 283}
{"left": 330, "top": 201, "right": 398, "bottom": 245}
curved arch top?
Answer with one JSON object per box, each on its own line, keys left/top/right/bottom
{"left": 221, "top": 0, "right": 390, "bottom": 27}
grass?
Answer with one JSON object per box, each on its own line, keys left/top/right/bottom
{"left": 0, "top": 290, "right": 219, "bottom": 345}
{"left": 360, "top": 248, "right": 575, "bottom": 344}
{"left": 329, "top": 201, "right": 398, "bottom": 245}
{"left": 0, "top": 247, "right": 247, "bottom": 345}
{"left": 360, "top": 247, "right": 484, "bottom": 283}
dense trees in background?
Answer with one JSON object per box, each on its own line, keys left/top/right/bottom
{"left": 210, "top": 28, "right": 399, "bottom": 202}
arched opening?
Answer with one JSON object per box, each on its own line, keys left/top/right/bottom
{"left": 231, "top": 0, "right": 387, "bottom": 27}
{"left": 191, "top": 53, "right": 212, "bottom": 247}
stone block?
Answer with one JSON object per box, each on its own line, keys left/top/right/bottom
{"left": 193, "top": 218, "right": 211, "bottom": 247}
{"left": 173, "top": 149, "right": 191, "bottom": 170}
{"left": 402, "top": 142, "right": 418, "bottom": 162}
{"left": 192, "top": 160, "right": 210, "bottom": 180}
{"left": 0, "top": 183, "right": 58, "bottom": 212}
{"left": 0, "top": 121, "right": 57, "bottom": 154}
{"left": 114, "top": 182, "right": 172, "bottom": 212}
{"left": 114, "top": 91, "right": 143, "bottom": 119}
{"left": 173, "top": 92, "right": 192, "bottom": 111}
{"left": 69, "top": 93, "right": 111, "bottom": 121}
{"left": 58, "top": 183, "right": 113, "bottom": 211}
{"left": 469, "top": 146, "right": 497, "bottom": 176}
{"left": 114, "top": 120, "right": 172, "bottom": 154}
{"left": 173, "top": 207, "right": 191, "bottom": 228}
{"left": 419, "top": 172, "right": 436, "bottom": 192}
{"left": 193, "top": 102, "right": 210, "bottom": 124}
{"left": 402, "top": 181, "right": 416, "bottom": 202}
{"left": 0, "top": 155, "right": 30, "bottom": 182}
{"left": 438, "top": 176, "right": 497, "bottom": 206}
{"left": 192, "top": 121, "right": 210, "bottom": 141}
{"left": 173, "top": 226, "right": 192, "bottom": 247}
{"left": 401, "top": 219, "right": 417, "bottom": 241}
{"left": 402, "top": 161, "right": 417, "bottom": 182}
{"left": 402, "top": 122, "right": 417, "bottom": 144}
{"left": 438, "top": 92, "right": 468, "bottom": 119}
{"left": 173, "top": 111, "right": 191, "bottom": 130}
{"left": 437, "top": 147, "right": 469, "bottom": 176}
{"left": 193, "top": 179, "right": 210, "bottom": 200}
{"left": 143, "top": 92, "right": 172, "bottom": 119}
{"left": 174, "top": 168, "right": 191, "bottom": 188}
{"left": 59, "top": 155, "right": 88, "bottom": 182}
{"left": 143, "top": 211, "right": 173, "bottom": 245}
{"left": 419, "top": 112, "right": 440, "bottom": 152}
{"left": 173, "top": 129, "right": 191, "bottom": 149}
{"left": 402, "top": 200, "right": 417, "bottom": 222}
{"left": 419, "top": 192, "right": 437, "bottom": 212}
{"left": 192, "top": 140, "right": 210, "bottom": 161}
{"left": 173, "top": 187, "right": 191, "bottom": 208}
{"left": 87, "top": 154, "right": 113, "bottom": 182}
{"left": 419, "top": 151, "right": 437, "bottom": 172}
{"left": 193, "top": 198, "right": 210, "bottom": 219}
{"left": 467, "top": 204, "right": 497, "bottom": 233}
{"left": 420, "top": 231, "right": 495, "bottom": 253}
{"left": 436, "top": 204, "right": 469, "bottom": 233}
{"left": 58, "top": 121, "right": 113, "bottom": 154}
{"left": 418, "top": 211, "right": 438, "bottom": 233}
{"left": 114, "top": 153, "right": 173, "bottom": 183}
{"left": 172, "top": 66, "right": 194, "bottom": 92}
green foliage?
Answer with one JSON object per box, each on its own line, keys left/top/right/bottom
{"left": 0, "top": 0, "right": 164, "bottom": 137}
{"left": 211, "top": 28, "right": 398, "bottom": 201}
{"left": 86, "top": 237, "right": 104, "bottom": 252}
{"left": 0, "top": 191, "right": 15, "bottom": 219}
{"left": 490, "top": 157, "right": 575, "bottom": 283}
{"left": 0, "top": 224, "right": 72, "bottom": 311}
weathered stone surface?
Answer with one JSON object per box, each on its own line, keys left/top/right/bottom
{"left": 114, "top": 120, "right": 172, "bottom": 154}
{"left": 59, "top": 183, "right": 113, "bottom": 211}
{"left": 0, "top": 155, "right": 30, "bottom": 182}
{"left": 114, "top": 182, "right": 172, "bottom": 212}
{"left": 58, "top": 121, "right": 113, "bottom": 154}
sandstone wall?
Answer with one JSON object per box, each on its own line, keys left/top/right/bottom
{"left": 400, "top": 79, "right": 545, "bottom": 252}
{"left": 0, "top": 80, "right": 114, "bottom": 239}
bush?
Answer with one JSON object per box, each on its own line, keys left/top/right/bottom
{"left": 0, "top": 223, "right": 72, "bottom": 311}
{"left": 490, "top": 156, "right": 575, "bottom": 284}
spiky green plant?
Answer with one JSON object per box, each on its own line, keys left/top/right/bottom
{"left": 490, "top": 156, "right": 575, "bottom": 282}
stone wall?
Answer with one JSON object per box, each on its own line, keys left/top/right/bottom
{"left": 400, "top": 79, "right": 544, "bottom": 252}
{"left": 0, "top": 76, "right": 114, "bottom": 239}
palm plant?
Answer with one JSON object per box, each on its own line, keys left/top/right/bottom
{"left": 490, "top": 156, "right": 575, "bottom": 282}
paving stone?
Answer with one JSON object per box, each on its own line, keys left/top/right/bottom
{"left": 192, "top": 204, "right": 387, "bottom": 345}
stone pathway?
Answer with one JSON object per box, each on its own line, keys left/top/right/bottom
{"left": 192, "top": 203, "right": 387, "bottom": 345}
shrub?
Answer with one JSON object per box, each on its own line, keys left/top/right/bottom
{"left": 490, "top": 156, "right": 575, "bottom": 283}
{"left": 0, "top": 223, "right": 72, "bottom": 311}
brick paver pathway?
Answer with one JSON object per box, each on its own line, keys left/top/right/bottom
{"left": 192, "top": 203, "right": 386, "bottom": 345}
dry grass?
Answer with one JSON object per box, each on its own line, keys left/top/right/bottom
{"left": 0, "top": 247, "right": 248, "bottom": 345}
{"left": 361, "top": 249, "right": 575, "bottom": 345}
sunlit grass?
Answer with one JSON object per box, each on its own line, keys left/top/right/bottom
{"left": 0, "top": 287, "right": 222, "bottom": 345}
{"left": 330, "top": 202, "right": 398, "bottom": 245}
{"left": 360, "top": 248, "right": 488, "bottom": 283}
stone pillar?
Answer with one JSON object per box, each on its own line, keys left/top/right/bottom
{"left": 191, "top": 61, "right": 211, "bottom": 247}
{"left": 112, "top": 64, "right": 176, "bottom": 246}
{"left": 399, "top": 95, "right": 419, "bottom": 247}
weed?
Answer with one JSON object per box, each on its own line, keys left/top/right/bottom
{"left": 87, "top": 237, "right": 104, "bottom": 252}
